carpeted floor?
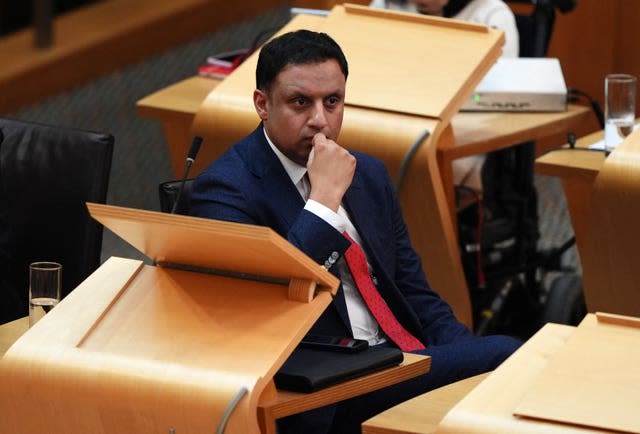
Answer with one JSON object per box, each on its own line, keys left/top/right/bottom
{"left": 7, "top": 5, "right": 580, "bottom": 317}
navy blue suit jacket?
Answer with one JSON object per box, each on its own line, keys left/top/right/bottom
{"left": 190, "top": 125, "right": 473, "bottom": 347}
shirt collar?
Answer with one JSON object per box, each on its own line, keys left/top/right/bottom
{"left": 263, "top": 127, "right": 307, "bottom": 186}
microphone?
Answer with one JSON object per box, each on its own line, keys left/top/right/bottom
{"left": 171, "top": 136, "right": 203, "bottom": 214}
{"left": 187, "top": 136, "right": 202, "bottom": 164}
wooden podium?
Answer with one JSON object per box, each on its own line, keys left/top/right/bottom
{"left": 188, "top": 3, "right": 504, "bottom": 328}
{"left": 0, "top": 203, "right": 342, "bottom": 434}
{"left": 435, "top": 312, "right": 640, "bottom": 433}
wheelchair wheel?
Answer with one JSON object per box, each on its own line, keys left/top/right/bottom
{"left": 540, "top": 272, "right": 586, "bottom": 326}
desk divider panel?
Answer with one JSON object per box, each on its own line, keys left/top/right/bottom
{"left": 436, "top": 313, "right": 640, "bottom": 433}
{"left": 0, "top": 204, "right": 339, "bottom": 434}
{"left": 580, "top": 128, "right": 640, "bottom": 317}
{"left": 514, "top": 315, "right": 640, "bottom": 433}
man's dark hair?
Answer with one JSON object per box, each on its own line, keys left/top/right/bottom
{"left": 256, "top": 29, "right": 349, "bottom": 91}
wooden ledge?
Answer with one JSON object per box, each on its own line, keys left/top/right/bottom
{"left": 0, "top": 0, "right": 290, "bottom": 114}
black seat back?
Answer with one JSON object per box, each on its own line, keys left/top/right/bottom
{"left": 159, "top": 179, "right": 194, "bottom": 215}
{"left": 507, "top": 0, "right": 576, "bottom": 57}
{"left": 0, "top": 118, "right": 114, "bottom": 323}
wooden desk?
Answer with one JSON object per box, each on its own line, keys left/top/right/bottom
{"left": 136, "top": 75, "right": 220, "bottom": 176}
{"left": 137, "top": 76, "right": 593, "bottom": 223}
{"left": 445, "top": 104, "right": 593, "bottom": 215}
{"left": 535, "top": 130, "right": 605, "bottom": 260}
{"left": 362, "top": 323, "right": 577, "bottom": 434}
{"left": 361, "top": 372, "right": 489, "bottom": 434}
{"left": 437, "top": 313, "right": 640, "bottom": 433}
{"left": 1, "top": 313, "right": 429, "bottom": 434}
{"left": 365, "top": 319, "right": 636, "bottom": 434}
{"left": 258, "top": 352, "right": 430, "bottom": 434}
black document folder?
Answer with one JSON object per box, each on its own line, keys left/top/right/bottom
{"left": 274, "top": 346, "right": 404, "bottom": 393}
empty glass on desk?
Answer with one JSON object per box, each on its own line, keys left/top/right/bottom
{"left": 28, "top": 262, "right": 62, "bottom": 327}
{"left": 605, "top": 73, "right": 637, "bottom": 154}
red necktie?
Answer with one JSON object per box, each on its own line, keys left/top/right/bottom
{"left": 342, "top": 232, "right": 426, "bottom": 352}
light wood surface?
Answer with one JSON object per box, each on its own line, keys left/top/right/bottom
{"left": 0, "top": 0, "right": 295, "bottom": 115}
{"left": 433, "top": 314, "right": 640, "bottom": 433}
{"left": 0, "top": 201, "right": 342, "bottom": 434}
{"left": 450, "top": 105, "right": 592, "bottom": 159}
{"left": 0, "top": 205, "right": 432, "bottom": 434}
{"left": 86, "top": 203, "right": 339, "bottom": 295}
{"left": 436, "top": 322, "right": 599, "bottom": 433}
{"left": 579, "top": 129, "right": 640, "bottom": 317}
{"left": 259, "top": 352, "right": 431, "bottom": 434}
{"left": 0, "top": 312, "right": 430, "bottom": 434}
{"left": 364, "top": 322, "right": 604, "bottom": 434}
{"left": 536, "top": 126, "right": 640, "bottom": 318}
{"left": 515, "top": 313, "right": 640, "bottom": 433}
{"left": 362, "top": 372, "right": 489, "bottom": 434}
{"left": 322, "top": 5, "right": 501, "bottom": 122}
{"left": 535, "top": 129, "right": 605, "bottom": 260}
{"left": 137, "top": 75, "right": 222, "bottom": 175}
{"left": 0, "top": 257, "right": 286, "bottom": 434}
{"left": 442, "top": 103, "right": 593, "bottom": 217}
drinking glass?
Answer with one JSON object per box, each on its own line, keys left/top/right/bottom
{"left": 604, "top": 73, "right": 637, "bottom": 154}
{"left": 29, "top": 262, "right": 62, "bottom": 327}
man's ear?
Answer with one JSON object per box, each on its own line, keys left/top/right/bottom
{"left": 253, "top": 89, "right": 268, "bottom": 121}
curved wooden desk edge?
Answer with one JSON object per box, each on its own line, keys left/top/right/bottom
{"left": 581, "top": 128, "right": 640, "bottom": 315}
{"left": 259, "top": 353, "right": 431, "bottom": 423}
{"left": 361, "top": 371, "right": 489, "bottom": 434}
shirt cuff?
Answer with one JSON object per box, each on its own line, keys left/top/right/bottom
{"left": 304, "top": 199, "right": 347, "bottom": 232}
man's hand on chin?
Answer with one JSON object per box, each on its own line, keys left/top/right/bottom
{"left": 307, "top": 132, "right": 356, "bottom": 212}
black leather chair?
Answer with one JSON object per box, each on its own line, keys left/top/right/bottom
{"left": 159, "top": 178, "right": 194, "bottom": 215}
{"left": 508, "top": 0, "right": 559, "bottom": 58}
{"left": 508, "top": 0, "right": 576, "bottom": 57}
{"left": 0, "top": 118, "right": 114, "bottom": 324}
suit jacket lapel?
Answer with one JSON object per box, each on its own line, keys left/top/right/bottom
{"left": 244, "top": 127, "right": 305, "bottom": 227}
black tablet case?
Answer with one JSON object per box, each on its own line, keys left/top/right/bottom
{"left": 274, "top": 346, "right": 404, "bottom": 393}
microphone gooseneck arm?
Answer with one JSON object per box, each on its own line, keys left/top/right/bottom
{"left": 171, "top": 136, "right": 203, "bottom": 214}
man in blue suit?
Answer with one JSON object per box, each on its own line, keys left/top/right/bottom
{"left": 190, "top": 29, "right": 520, "bottom": 434}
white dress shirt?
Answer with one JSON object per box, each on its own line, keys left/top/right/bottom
{"left": 264, "top": 129, "right": 386, "bottom": 345}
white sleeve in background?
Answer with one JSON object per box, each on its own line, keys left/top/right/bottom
{"left": 454, "top": 0, "right": 520, "bottom": 58}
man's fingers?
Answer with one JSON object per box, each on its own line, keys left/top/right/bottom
{"left": 312, "top": 132, "right": 328, "bottom": 147}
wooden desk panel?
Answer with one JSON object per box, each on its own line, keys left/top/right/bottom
{"left": 363, "top": 323, "right": 589, "bottom": 434}
{"left": 436, "top": 322, "right": 602, "bottom": 434}
{"left": 1, "top": 284, "right": 429, "bottom": 434}
{"left": 259, "top": 353, "right": 430, "bottom": 434}
{"left": 362, "top": 372, "right": 488, "bottom": 434}
{"left": 535, "top": 130, "right": 605, "bottom": 264}
{"left": 136, "top": 76, "right": 222, "bottom": 176}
